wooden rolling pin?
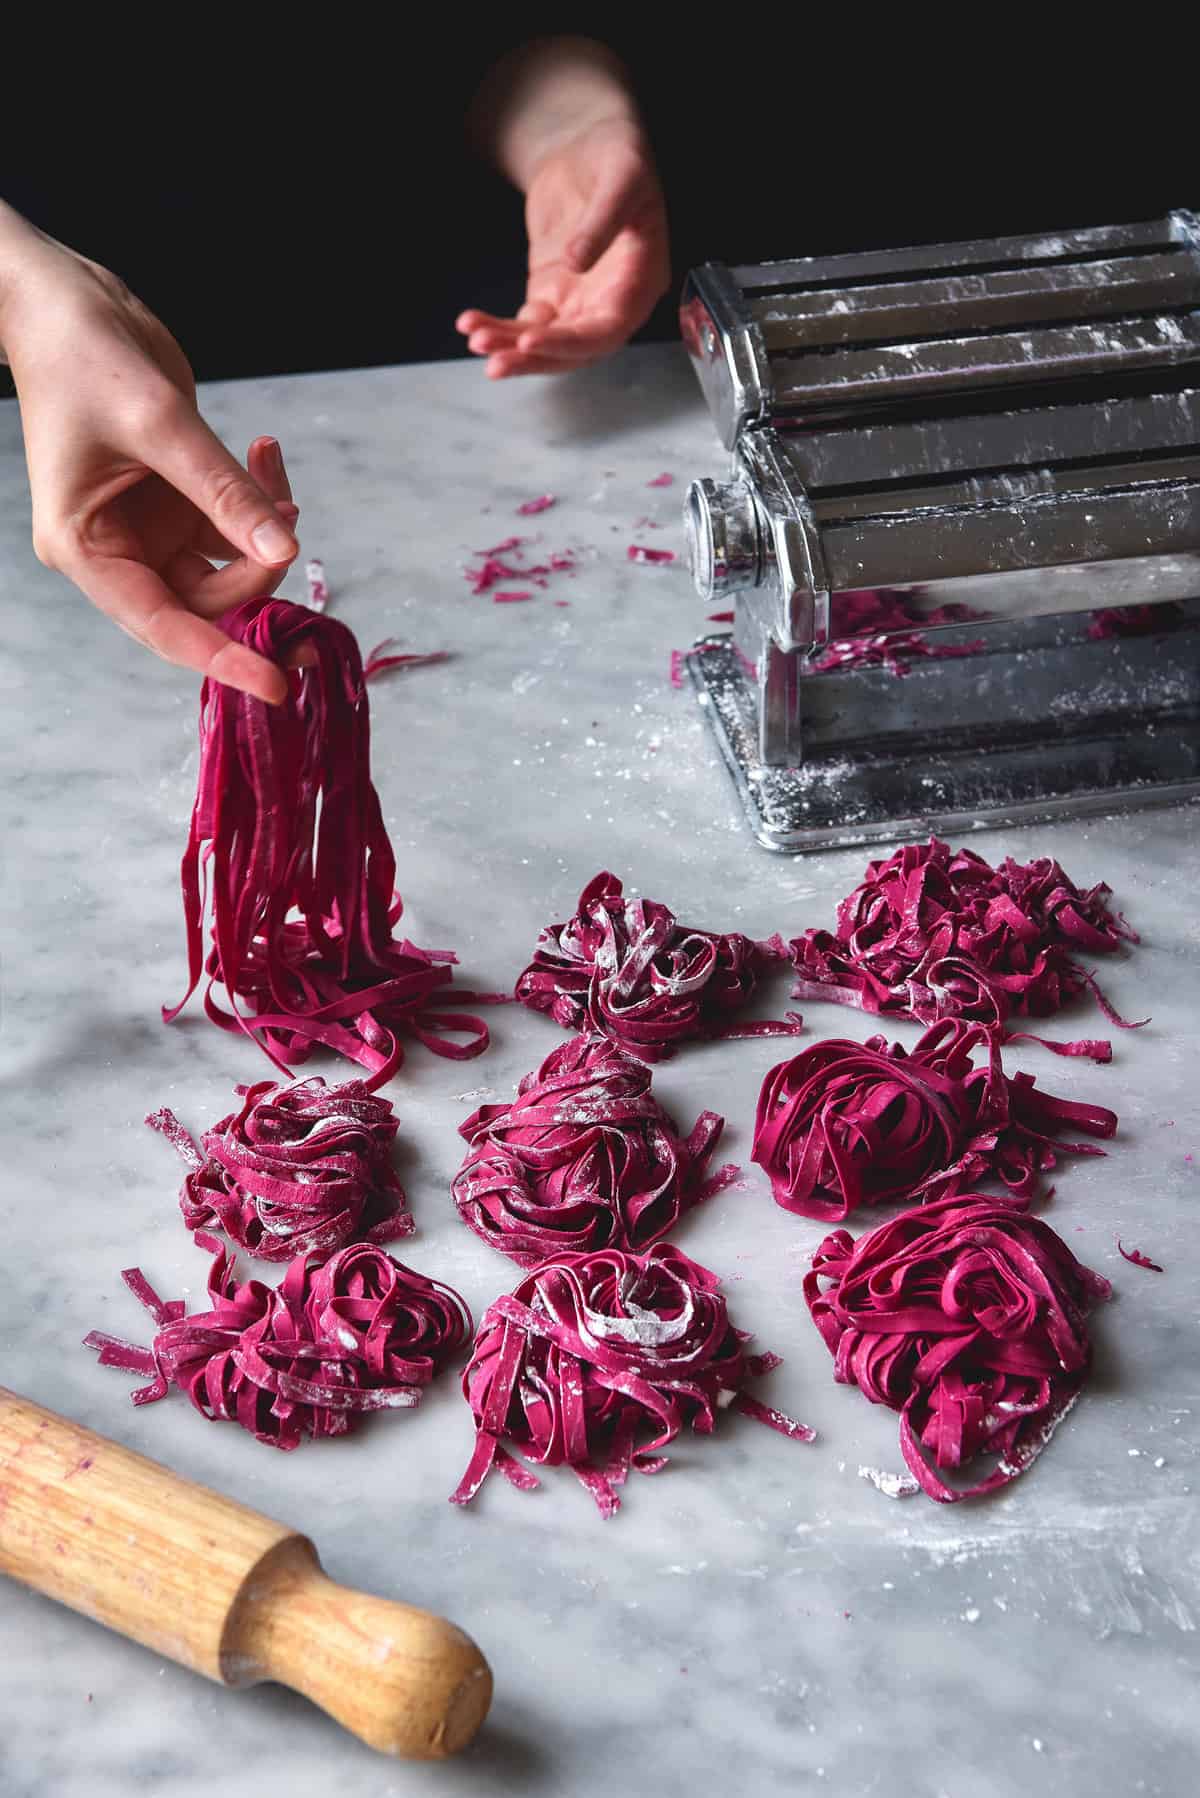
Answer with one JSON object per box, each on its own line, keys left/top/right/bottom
{"left": 0, "top": 1387, "right": 492, "bottom": 1759}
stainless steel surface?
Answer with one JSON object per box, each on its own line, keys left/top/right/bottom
{"left": 680, "top": 210, "right": 1200, "bottom": 842}
{"left": 685, "top": 211, "right": 1200, "bottom": 447}
{"left": 688, "top": 613, "right": 1200, "bottom": 853}
{"left": 684, "top": 478, "right": 762, "bottom": 600}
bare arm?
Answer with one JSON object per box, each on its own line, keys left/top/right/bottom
{"left": 458, "top": 38, "right": 670, "bottom": 378}
{"left": 0, "top": 200, "right": 298, "bottom": 701}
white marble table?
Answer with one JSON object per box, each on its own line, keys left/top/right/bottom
{"left": 1, "top": 346, "right": 1197, "bottom": 1798}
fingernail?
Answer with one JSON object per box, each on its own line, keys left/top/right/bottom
{"left": 261, "top": 437, "right": 284, "bottom": 476}
{"left": 251, "top": 518, "right": 296, "bottom": 563}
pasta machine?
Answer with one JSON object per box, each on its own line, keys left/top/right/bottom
{"left": 680, "top": 211, "right": 1200, "bottom": 851}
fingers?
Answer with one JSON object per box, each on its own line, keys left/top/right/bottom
{"left": 466, "top": 322, "right": 523, "bottom": 356}
{"left": 248, "top": 434, "right": 293, "bottom": 507}
{"left": 457, "top": 299, "right": 559, "bottom": 358}
{"left": 64, "top": 550, "right": 289, "bottom": 704}
{"left": 165, "top": 531, "right": 296, "bottom": 620}
{"left": 516, "top": 317, "right": 628, "bottom": 361}
{"left": 146, "top": 412, "right": 299, "bottom": 574}
{"left": 190, "top": 438, "right": 297, "bottom": 562}
{"left": 485, "top": 351, "right": 572, "bottom": 379}
{"left": 193, "top": 497, "right": 298, "bottom": 565}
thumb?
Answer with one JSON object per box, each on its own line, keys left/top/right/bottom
{"left": 562, "top": 145, "right": 647, "bottom": 273}
{"left": 146, "top": 409, "right": 299, "bottom": 569}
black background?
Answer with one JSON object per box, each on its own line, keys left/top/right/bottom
{"left": 4, "top": 24, "right": 1192, "bottom": 387}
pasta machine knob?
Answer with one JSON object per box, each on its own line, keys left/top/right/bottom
{"left": 685, "top": 479, "right": 762, "bottom": 602}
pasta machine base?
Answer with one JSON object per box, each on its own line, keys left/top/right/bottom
{"left": 687, "top": 609, "right": 1200, "bottom": 854}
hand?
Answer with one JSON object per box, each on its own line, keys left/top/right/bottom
{"left": 1, "top": 220, "right": 300, "bottom": 703}
{"left": 457, "top": 117, "right": 670, "bottom": 379}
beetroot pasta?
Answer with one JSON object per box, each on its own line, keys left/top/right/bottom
{"left": 752, "top": 1020, "right": 1117, "bottom": 1222}
{"left": 85, "top": 1236, "right": 471, "bottom": 1450}
{"left": 515, "top": 871, "right": 801, "bottom": 1060}
{"left": 789, "top": 837, "right": 1141, "bottom": 1051}
{"left": 453, "top": 1034, "right": 736, "bottom": 1266}
{"left": 805, "top": 1193, "right": 1111, "bottom": 1501}
{"left": 164, "top": 596, "right": 494, "bottom": 1088}
{"left": 147, "top": 1075, "right": 414, "bottom": 1261}
{"left": 451, "top": 1243, "right": 813, "bottom": 1516}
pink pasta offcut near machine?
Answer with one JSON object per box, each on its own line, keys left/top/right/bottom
{"left": 680, "top": 212, "right": 1200, "bottom": 851}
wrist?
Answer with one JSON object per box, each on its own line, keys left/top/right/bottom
{"left": 0, "top": 201, "right": 39, "bottom": 363}
{"left": 472, "top": 37, "right": 642, "bottom": 191}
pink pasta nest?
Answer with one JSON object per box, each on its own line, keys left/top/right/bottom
{"left": 752, "top": 1021, "right": 1117, "bottom": 1222}
{"left": 85, "top": 1237, "right": 472, "bottom": 1450}
{"left": 164, "top": 596, "right": 494, "bottom": 1088}
{"left": 805, "top": 1193, "right": 1111, "bottom": 1501}
{"left": 515, "top": 871, "right": 801, "bottom": 1061}
{"left": 453, "top": 1034, "right": 737, "bottom": 1267}
{"left": 147, "top": 1076, "right": 414, "bottom": 1262}
{"left": 451, "top": 1243, "right": 813, "bottom": 1515}
{"left": 789, "top": 836, "right": 1141, "bottom": 1052}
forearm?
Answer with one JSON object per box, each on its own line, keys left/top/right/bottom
{"left": 470, "top": 36, "right": 642, "bottom": 190}
{"left": 0, "top": 200, "right": 42, "bottom": 364}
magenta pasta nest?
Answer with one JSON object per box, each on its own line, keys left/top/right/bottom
{"left": 451, "top": 1243, "right": 813, "bottom": 1516}
{"left": 148, "top": 1076, "right": 414, "bottom": 1261}
{"left": 452, "top": 1034, "right": 734, "bottom": 1266}
{"left": 789, "top": 836, "right": 1140, "bottom": 1047}
{"left": 805, "top": 1193, "right": 1111, "bottom": 1501}
{"left": 86, "top": 1236, "right": 472, "bottom": 1450}
{"left": 515, "top": 870, "right": 799, "bottom": 1060}
{"left": 752, "top": 1020, "right": 1117, "bottom": 1222}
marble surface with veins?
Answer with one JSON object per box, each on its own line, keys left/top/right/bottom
{"left": 0, "top": 346, "right": 1197, "bottom": 1798}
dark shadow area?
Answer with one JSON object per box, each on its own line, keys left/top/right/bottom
{"left": 6, "top": 30, "right": 1186, "bottom": 398}
{"left": 456, "top": 1707, "right": 558, "bottom": 1791}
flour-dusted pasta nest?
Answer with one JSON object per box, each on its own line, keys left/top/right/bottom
{"left": 516, "top": 871, "right": 800, "bottom": 1060}
{"left": 452, "top": 1243, "right": 814, "bottom": 1516}
{"left": 86, "top": 1236, "right": 471, "bottom": 1450}
{"left": 805, "top": 1193, "right": 1111, "bottom": 1501}
{"left": 789, "top": 836, "right": 1141, "bottom": 1055}
{"left": 752, "top": 1020, "right": 1117, "bottom": 1222}
{"left": 148, "top": 1075, "right": 414, "bottom": 1261}
{"left": 452, "top": 1034, "right": 737, "bottom": 1266}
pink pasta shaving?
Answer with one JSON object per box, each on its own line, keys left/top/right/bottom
{"left": 752, "top": 1020, "right": 1117, "bottom": 1222}
{"left": 85, "top": 1237, "right": 471, "bottom": 1450}
{"left": 516, "top": 495, "right": 556, "bottom": 515}
{"left": 467, "top": 538, "right": 574, "bottom": 595}
{"left": 453, "top": 1034, "right": 737, "bottom": 1267}
{"left": 363, "top": 639, "right": 450, "bottom": 680}
{"left": 147, "top": 1076, "right": 413, "bottom": 1262}
{"left": 450, "top": 1242, "right": 813, "bottom": 1515}
{"left": 805, "top": 1193, "right": 1110, "bottom": 1501}
{"left": 647, "top": 473, "right": 674, "bottom": 488}
{"left": 1118, "top": 1240, "right": 1164, "bottom": 1272}
{"left": 164, "top": 595, "right": 493, "bottom": 1088}
{"left": 789, "top": 837, "right": 1142, "bottom": 1054}
{"left": 810, "top": 589, "right": 985, "bottom": 676}
{"left": 628, "top": 545, "right": 676, "bottom": 565}
{"left": 1087, "top": 603, "right": 1184, "bottom": 640}
{"left": 304, "top": 559, "right": 329, "bottom": 612}
{"left": 515, "top": 871, "right": 802, "bottom": 1061}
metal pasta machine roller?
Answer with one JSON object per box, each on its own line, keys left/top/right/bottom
{"left": 680, "top": 211, "right": 1200, "bottom": 851}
